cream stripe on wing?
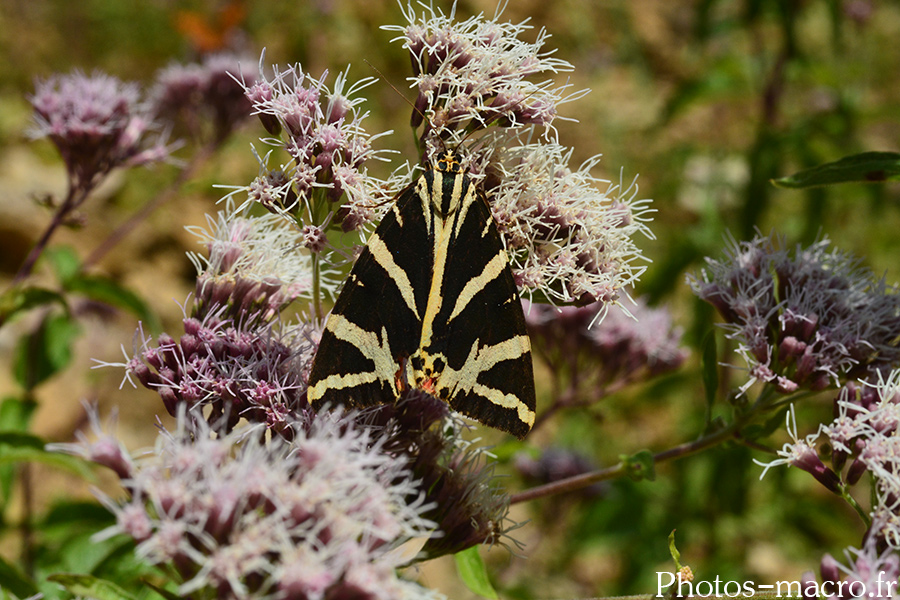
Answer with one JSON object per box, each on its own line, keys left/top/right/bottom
{"left": 307, "top": 315, "right": 399, "bottom": 401}
{"left": 308, "top": 371, "right": 380, "bottom": 402}
{"left": 471, "top": 383, "right": 535, "bottom": 426}
{"left": 420, "top": 180, "right": 480, "bottom": 348}
{"left": 418, "top": 217, "right": 450, "bottom": 349}
{"left": 448, "top": 169, "right": 465, "bottom": 216}
{"left": 366, "top": 233, "right": 420, "bottom": 320}
{"left": 436, "top": 335, "right": 534, "bottom": 424}
{"left": 448, "top": 250, "right": 508, "bottom": 322}
{"left": 391, "top": 202, "right": 404, "bottom": 227}
{"left": 418, "top": 175, "right": 460, "bottom": 349}
{"left": 416, "top": 178, "right": 432, "bottom": 237}
{"left": 452, "top": 187, "right": 477, "bottom": 239}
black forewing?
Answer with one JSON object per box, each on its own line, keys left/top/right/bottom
{"left": 308, "top": 179, "right": 433, "bottom": 409}
{"left": 429, "top": 187, "right": 536, "bottom": 438}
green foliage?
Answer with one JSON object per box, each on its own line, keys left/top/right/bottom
{"left": 668, "top": 530, "right": 683, "bottom": 570}
{"left": 45, "top": 246, "right": 82, "bottom": 283}
{"left": 64, "top": 274, "right": 159, "bottom": 331}
{"left": 0, "top": 441, "right": 94, "bottom": 480}
{"left": 12, "top": 312, "right": 81, "bottom": 391}
{"left": 141, "top": 581, "right": 183, "bottom": 600}
{"left": 47, "top": 246, "right": 159, "bottom": 329}
{"left": 701, "top": 331, "right": 719, "bottom": 427}
{"left": 0, "top": 397, "right": 36, "bottom": 510}
{"left": 0, "top": 286, "right": 67, "bottom": 327}
{"left": 741, "top": 407, "right": 790, "bottom": 442}
{"left": 622, "top": 450, "right": 656, "bottom": 482}
{"left": 48, "top": 573, "right": 137, "bottom": 600}
{"left": 36, "top": 502, "right": 159, "bottom": 599}
{"left": 773, "top": 152, "right": 900, "bottom": 188}
{"left": 0, "top": 555, "right": 40, "bottom": 599}
{"left": 455, "top": 547, "right": 499, "bottom": 600}
{"left": 7, "top": 244, "right": 156, "bottom": 395}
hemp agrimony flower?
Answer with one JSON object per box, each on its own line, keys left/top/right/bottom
{"left": 241, "top": 60, "right": 397, "bottom": 230}
{"left": 494, "top": 145, "right": 655, "bottom": 305}
{"left": 109, "top": 202, "right": 317, "bottom": 432}
{"left": 123, "top": 313, "right": 315, "bottom": 433}
{"left": 757, "top": 370, "right": 900, "bottom": 548}
{"left": 29, "top": 70, "right": 169, "bottom": 196}
{"left": 689, "top": 234, "right": 900, "bottom": 394}
{"left": 46, "top": 404, "right": 133, "bottom": 481}
{"left": 754, "top": 405, "right": 842, "bottom": 494}
{"left": 58, "top": 409, "right": 443, "bottom": 600}
{"left": 837, "top": 372, "right": 900, "bottom": 547}
{"left": 360, "top": 392, "right": 518, "bottom": 558}
{"left": 802, "top": 529, "right": 900, "bottom": 600}
{"left": 384, "top": 2, "right": 579, "bottom": 150}
{"left": 385, "top": 4, "right": 653, "bottom": 310}
{"left": 151, "top": 52, "right": 257, "bottom": 143}
{"left": 236, "top": 58, "right": 406, "bottom": 313}
{"left": 186, "top": 200, "right": 312, "bottom": 324}
{"left": 18, "top": 69, "right": 171, "bottom": 282}
{"left": 525, "top": 295, "right": 686, "bottom": 405}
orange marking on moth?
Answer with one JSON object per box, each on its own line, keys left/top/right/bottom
{"left": 420, "top": 377, "right": 437, "bottom": 395}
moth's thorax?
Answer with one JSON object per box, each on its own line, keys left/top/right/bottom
{"left": 424, "top": 157, "right": 472, "bottom": 218}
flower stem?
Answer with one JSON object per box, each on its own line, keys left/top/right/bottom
{"left": 12, "top": 185, "right": 86, "bottom": 285}
{"left": 840, "top": 485, "right": 870, "bottom": 526}
{"left": 511, "top": 384, "right": 827, "bottom": 504}
{"left": 510, "top": 421, "right": 742, "bottom": 504}
{"left": 312, "top": 252, "right": 323, "bottom": 322}
{"left": 83, "top": 140, "right": 219, "bottom": 270}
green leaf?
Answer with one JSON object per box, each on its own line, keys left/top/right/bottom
{"left": 57, "top": 529, "right": 129, "bottom": 575}
{"left": 742, "top": 406, "right": 789, "bottom": 441}
{"left": 0, "top": 554, "right": 39, "bottom": 598}
{"left": 772, "top": 152, "right": 900, "bottom": 188}
{"left": 43, "top": 500, "right": 115, "bottom": 529}
{"left": 0, "top": 397, "right": 38, "bottom": 432}
{"left": 621, "top": 449, "right": 656, "bottom": 482}
{"left": 701, "top": 331, "right": 719, "bottom": 426}
{"left": 13, "top": 312, "right": 81, "bottom": 390}
{"left": 454, "top": 546, "right": 499, "bottom": 600}
{"left": 48, "top": 573, "right": 138, "bottom": 600}
{"left": 142, "top": 580, "right": 183, "bottom": 600}
{"left": 94, "top": 539, "right": 157, "bottom": 595}
{"left": 0, "top": 443, "right": 95, "bottom": 480}
{"left": 0, "top": 431, "right": 44, "bottom": 449}
{"left": 0, "top": 399, "right": 37, "bottom": 511}
{"left": 44, "top": 246, "right": 82, "bottom": 284}
{"left": 486, "top": 437, "right": 529, "bottom": 462}
{"left": 64, "top": 274, "right": 159, "bottom": 329}
{"left": 668, "top": 530, "right": 682, "bottom": 570}
{"left": 38, "top": 505, "right": 140, "bottom": 589}
{"left": 0, "top": 285, "right": 68, "bottom": 326}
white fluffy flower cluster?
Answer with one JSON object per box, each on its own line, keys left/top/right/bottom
{"left": 80, "top": 411, "right": 441, "bottom": 600}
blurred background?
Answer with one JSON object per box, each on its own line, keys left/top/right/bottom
{"left": 1, "top": 0, "right": 898, "bottom": 598}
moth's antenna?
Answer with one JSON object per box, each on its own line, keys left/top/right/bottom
{"left": 363, "top": 59, "right": 448, "bottom": 160}
{"left": 363, "top": 59, "right": 422, "bottom": 119}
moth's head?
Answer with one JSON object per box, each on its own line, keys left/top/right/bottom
{"left": 434, "top": 150, "right": 466, "bottom": 175}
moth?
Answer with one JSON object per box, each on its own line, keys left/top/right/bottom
{"left": 307, "top": 150, "right": 535, "bottom": 438}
